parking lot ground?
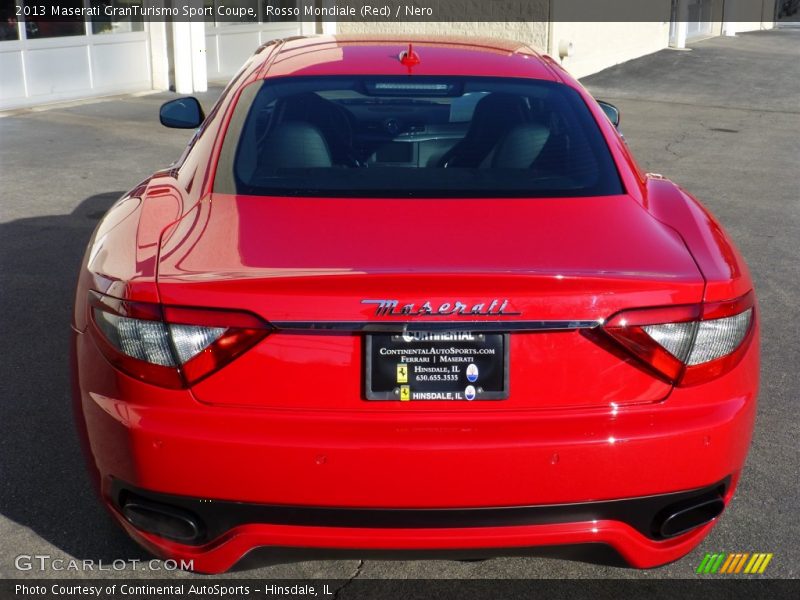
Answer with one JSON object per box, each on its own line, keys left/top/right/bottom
{"left": 0, "top": 29, "right": 798, "bottom": 580}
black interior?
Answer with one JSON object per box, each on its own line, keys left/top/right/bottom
{"left": 218, "top": 76, "right": 624, "bottom": 198}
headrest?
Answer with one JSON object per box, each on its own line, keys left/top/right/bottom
{"left": 491, "top": 123, "right": 551, "bottom": 169}
{"left": 471, "top": 93, "right": 529, "bottom": 126}
{"left": 260, "top": 121, "right": 332, "bottom": 169}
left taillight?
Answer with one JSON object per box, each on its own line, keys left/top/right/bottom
{"left": 600, "top": 291, "right": 755, "bottom": 386}
{"left": 88, "top": 292, "right": 271, "bottom": 389}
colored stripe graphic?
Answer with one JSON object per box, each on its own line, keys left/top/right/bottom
{"left": 727, "top": 553, "right": 743, "bottom": 573}
{"left": 745, "top": 554, "right": 760, "bottom": 573}
{"left": 758, "top": 554, "right": 774, "bottom": 573}
{"left": 698, "top": 553, "right": 716, "bottom": 573}
{"left": 698, "top": 552, "right": 773, "bottom": 574}
{"left": 735, "top": 553, "right": 749, "bottom": 573}
{"left": 696, "top": 554, "right": 712, "bottom": 574}
{"left": 719, "top": 553, "right": 735, "bottom": 573}
{"left": 711, "top": 553, "right": 726, "bottom": 573}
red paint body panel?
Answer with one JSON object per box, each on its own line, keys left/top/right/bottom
{"left": 71, "top": 35, "right": 759, "bottom": 573}
{"left": 73, "top": 323, "right": 757, "bottom": 572}
{"left": 156, "top": 193, "right": 701, "bottom": 410}
{"left": 645, "top": 177, "right": 753, "bottom": 302}
{"left": 75, "top": 330, "right": 756, "bottom": 507}
{"left": 157, "top": 193, "right": 704, "bottom": 319}
{"left": 190, "top": 330, "right": 671, "bottom": 410}
{"left": 120, "top": 519, "right": 720, "bottom": 574}
{"left": 159, "top": 194, "right": 700, "bottom": 283}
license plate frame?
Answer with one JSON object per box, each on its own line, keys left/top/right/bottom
{"left": 364, "top": 331, "right": 509, "bottom": 401}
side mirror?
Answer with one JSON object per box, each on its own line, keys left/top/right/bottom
{"left": 159, "top": 97, "right": 205, "bottom": 129}
{"left": 597, "top": 101, "right": 620, "bottom": 128}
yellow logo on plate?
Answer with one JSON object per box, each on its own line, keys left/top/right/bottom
{"left": 397, "top": 364, "right": 408, "bottom": 383}
{"left": 400, "top": 385, "right": 411, "bottom": 401}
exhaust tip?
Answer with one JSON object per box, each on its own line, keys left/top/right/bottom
{"left": 657, "top": 496, "right": 725, "bottom": 539}
{"left": 122, "top": 497, "right": 203, "bottom": 543}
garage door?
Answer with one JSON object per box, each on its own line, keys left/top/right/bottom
{"left": 0, "top": 0, "right": 152, "bottom": 110}
{"left": 204, "top": 1, "right": 302, "bottom": 80}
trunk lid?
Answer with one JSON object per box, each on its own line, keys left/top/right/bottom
{"left": 157, "top": 193, "right": 703, "bottom": 409}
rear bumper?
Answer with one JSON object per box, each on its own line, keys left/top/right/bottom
{"left": 111, "top": 497, "right": 731, "bottom": 574}
{"left": 111, "top": 477, "right": 729, "bottom": 543}
{"left": 72, "top": 326, "right": 758, "bottom": 573}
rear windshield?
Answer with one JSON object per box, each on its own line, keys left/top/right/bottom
{"left": 214, "top": 76, "right": 623, "bottom": 198}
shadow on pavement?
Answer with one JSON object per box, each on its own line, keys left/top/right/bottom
{"left": 0, "top": 192, "right": 149, "bottom": 562}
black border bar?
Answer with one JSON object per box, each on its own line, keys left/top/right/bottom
{"left": 3, "top": 579, "right": 797, "bottom": 600}
{"left": 14, "top": 1, "right": 781, "bottom": 23}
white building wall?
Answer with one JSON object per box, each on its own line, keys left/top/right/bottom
{"left": 550, "top": 22, "right": 671, "bottom": 79}
{"left": 734, "top": 21, "right": 776, "bottom": 31}
{"left": 335, "top": 21, "right": 549, "bottom": 52}
{"left": 724, "top": 0, "right": 777, "bottom": 33}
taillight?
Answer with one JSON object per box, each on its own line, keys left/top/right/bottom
{"left": 88, "top": 292, "right": 271, "bottom": 388}
{"left": 601, "top": 292, "right": 755, "bottom": 386}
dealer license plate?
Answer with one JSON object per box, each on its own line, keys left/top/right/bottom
{"left": 365, "top": 331, "right": 509, "bottom": 401}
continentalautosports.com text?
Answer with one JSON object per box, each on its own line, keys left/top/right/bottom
{"left": 14, "top": 555, "right": 192, "bottom": 572}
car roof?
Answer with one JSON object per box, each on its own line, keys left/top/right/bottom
{"left": 257, "top": 35, "right": 561, "bottom": 81}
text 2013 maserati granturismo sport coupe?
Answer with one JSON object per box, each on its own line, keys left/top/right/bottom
{"left": 71, "top": 36, "right": 758, "bottom": 573}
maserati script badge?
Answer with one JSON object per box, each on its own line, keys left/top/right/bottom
{"left": 362, "top": 299, "right": 521, "bottom": 317}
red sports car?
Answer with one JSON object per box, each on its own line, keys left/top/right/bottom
{"left": 71, "top": 36, "right": 758, "bottom": 573}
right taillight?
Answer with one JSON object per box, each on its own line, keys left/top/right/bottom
{"left": 601, "top": 292, "right": 755, "bottom": 386}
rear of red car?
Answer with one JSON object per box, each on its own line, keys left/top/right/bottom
{"left": 71, "top": 37, "right": 758, "bottom": 573}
